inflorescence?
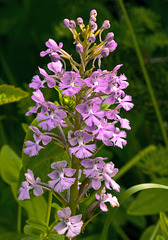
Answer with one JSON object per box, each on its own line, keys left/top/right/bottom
{"left": 18, "top": 9, "right": 133, "bottom": 239}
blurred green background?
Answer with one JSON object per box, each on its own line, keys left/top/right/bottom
{"left": 0, "top": 0, "right": 168, "bottom": 239}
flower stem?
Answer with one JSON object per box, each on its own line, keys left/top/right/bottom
{"left": 51, "top": 189, "right": 69, "bottom": 206}
{"left": 70, "top": 155, "right": 79, "bottom": 215}
{"left": 45, "top": 191, "right": 52, "bottom": 226}
{"left": 17, "top": 204, "right": 22, "bottom": 233}
{"left": 118, "top": 0, "right": 168, "bottom": 147}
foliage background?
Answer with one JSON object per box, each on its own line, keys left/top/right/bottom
{"left": 0, "top": 0, "right": 168, "bottom": 239}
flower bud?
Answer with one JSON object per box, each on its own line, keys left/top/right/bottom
{"left": 89, "top": 21, "right": 97, "bottom": 32}
{"left": 90, "top": 9, "right": 97, "bottom": 17}
{"left": 101, "top": 47, "right": 109, "bottom": 57}
{"left": 101, "top": 20, "right": 110, "bottom": 29}
{"left": 106, "top": 40, "right": 117, "bottom": 52}
{"left": 105, "top": 32, "right": 114, "bottom": 42}
{"left": 77, "top": 17, "right": 83, "bottom": 25}
{"left": 90, "top": 16, "right": 96, "bottom": 22}
{"left": 69, "top": 20, "right": 76, "bottom": 29}
{"left": 76, "top": 43, "right": 83, "bottom": 53}
{"left": 87, "top": 34, "right": 96, "bottom": 43}
{"left": 63, "top": 19, "right": 69, "bottom": 28}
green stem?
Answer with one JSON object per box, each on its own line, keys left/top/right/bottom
{"left": 118, "top": 0, "right": 168, "bottom": 147}
{"left": 150, "top": 220, "right": 160, "bottom": 240}
{"left": 82, "top": 211, "right": 101, "bottom": 230}
{"left": 51, "top": 189, "right": 68, "bottom": 206}
{"left": 17, "top": 204, "right": 22, "bottom": 233}
{"left": 45, "top": 191, "right": 52, "bottom": 226}
{"left": 70, "top": 156, "right": 79, "bottom": 216}
{"left": 113, "top": 223, "right": 130, "bottom": 240}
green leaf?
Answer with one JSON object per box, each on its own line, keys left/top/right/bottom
{"left": 0, "top": 232, "right": 24, "bottom": 240}
{"left": 0, "top": 145, "right": 47, "bottom": 221}
{"left": 22, "top": 123, "right": 29, "bottom": 133}
{"left": 24, "top": 225, "right": 43, "bottom": 237}
{"left": 51, "top": 202, "right": 62, "bottom": 210}
{"left": 160, "top": 212, "right": 168, "bottom": 238}
{"left": 156, "top": 235, "right": 165, "bottom": 240}
{"left": 45, "top": 234, "right": 65, "bottom": 240}
{"left": 21, "top": 236, "right": 42, "bottom": 240}
{"left": 0, "top": 145, "right": 22, "bottom": 199}
{"left": 0, "top": 84, "right": 29, "bottom": 105}
{"left": 0, "top": 145, "right": 21, "bottom": 184}
{"left": 138, "top": 147, "right": 168, "bottom": 177}
{"left": 19, "top": 196, "right": 47, "bottom": 222}
{"left": 125, "top": 178, "right": 168, "bottom": 215}
{"left": 140, "top": 225, "right": 159, "bottom": 240}
{"left": 26, "top": 219, "right": 48, "bottom": 233}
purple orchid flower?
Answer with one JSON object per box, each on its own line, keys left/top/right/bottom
{"left": 81, "top": 157, "right": 106, "bottom": 178}
{"left": 118, "top": 74, "right": 129, "bottom": 89}
{"left": 59, "top": 71, "right": 84, "bottom": 96}
{"left": 24, "top": 126, "right": 52, "bottom": 156}
{"left": 40, "top": 39, "right": 63, "bottom": 61}
{"left": 47, "top": 61, "right": 63, "bottom": 76}
{"left": 102, "top": 162, "right": 120, "bottom": 192}
{"left": 26, "top": 89, "right": 48, "bottom": 116}
{"left": 48, "top": 161, "right": 76, "bottom": 192}
{"left": 29, "top": 75, "right": 45, "bottom": 90}
{"left": 38, "top": 67, "right": 56, "bottom": 88}
{"left": 111, "top": 129, "right": 127, "bottom": 148}
{"left": 95, "top": 187, "right": 119, "bottom": 211}
{"left": 37, "top": 102, "right": 67, "bottom": 131}
{"left": 84, "top": 69, "right": 105, "bottom": 93}
{"left": 76, "top": 98, "right": 105, "bottom": 127}
{"left": 92, "top": 119, "right": 115, "bottom": 142}
{"left": 116, "top": 95, "right": 134, "bottom": 111}
{"left": 54, "top": 207, "right": 83, "bottom": 238}
{"left": 18, "top": 169, "right": 43, "bottom": 200}
{"left": 23, "top": 141, "right": 44, "bottom": 157}
{"left": 68, "top": 130, "right": 96, "bottom": 159}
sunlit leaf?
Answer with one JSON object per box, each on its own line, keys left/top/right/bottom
{"left": 125, "top": 179, "right": 168, "bottom": 215}
{"left": 0, "top": 84, "right": 29, "bottom": 105}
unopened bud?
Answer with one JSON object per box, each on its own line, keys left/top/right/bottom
{"left": 63, "top": 19, "right": 69, "bottom": 28}
{"left": 101, "top": 47, "right": 109, "bottom": 57}
{"left": 105, "top": 32, "right": 114, "bottom": 42}
{"left": 77, "top": 17, "right": 83, "bottom": 25}
{"left": 90, "top": 9, "right": 97, "bottom": 18}
{"left": 90, "top": 16, "right": 96, "bottom": 22}
{"left": 89, "top": 21, "right": 97, "bottom": 32}
{"left": 76, "top": 43, "right": 83, "bottom": 53}
{"left": 102, "top": 20, "right": 110, "bottom": 29}
{"left": 87, "top": 34, "right": 96, "bottom": 43}
{"left": 69, "top": 20, "right": 76, "bottom": 29}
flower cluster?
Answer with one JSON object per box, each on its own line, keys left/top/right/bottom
{"left": 19, "top": 9, "right": 133, "bottom": 239}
